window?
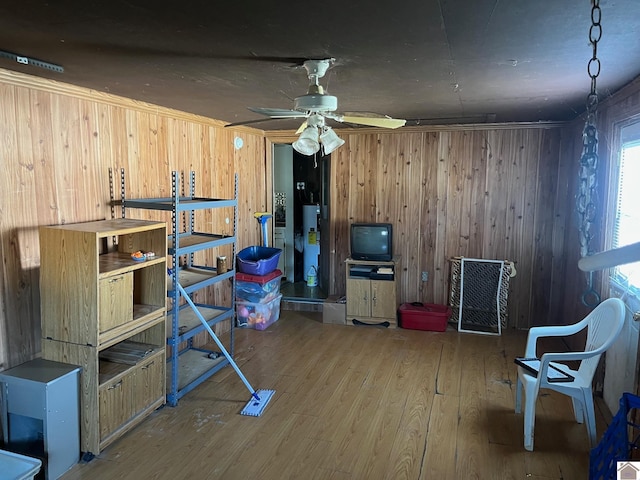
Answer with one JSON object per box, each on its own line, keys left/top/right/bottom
{"left": 611, "top": 128, "right": 640, "bottom": 295}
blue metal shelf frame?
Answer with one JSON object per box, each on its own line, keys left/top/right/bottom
{"left": 115, "top": 168, "right": 238, "bottom": 407}
{"left": 167, "top": 267, "right": 235, "bottom": 296}
{"left": 118, "top": 197, "right": 236, "bottom": 211}
{"left": 167, "top": 303, "right": 235, "bottom": 344}
{"left": 167, "top": 349, "right": 231, "bottom": 402}
{"left": 168, "top": 233, "right": 235, "bottom": 256}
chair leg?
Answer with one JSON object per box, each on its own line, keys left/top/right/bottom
{"left": 523, "top": 386, "right": 537, "bottom": 451}
{"left": 571, "top": 396, "right": 584, "bottom": 424}
{"left": 582, "top": 390, "right": 597, "bottom": 448}
{"left": 515, "top": 375, "right": 522, "bottom": 414}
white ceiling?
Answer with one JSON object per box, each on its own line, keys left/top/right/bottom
{"left": 1, "top": 0, "right": 639, "bottom": 130}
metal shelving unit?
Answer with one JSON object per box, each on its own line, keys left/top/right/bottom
{"left": 113, "top": 169, "right": 238, "bottom": 406}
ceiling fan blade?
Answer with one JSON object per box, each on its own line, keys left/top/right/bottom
{"left": 248, "top": 107, "right": 308, "bottom": 119}
{"left": 55, "top": 41, "right": 311, "bottom": 65}
{"left": 337, "top": 115, "right": 406, "bottom": 129}
{"left": 226, "top": 107, "right": 309, "bottom": 128}
{"left": 295, "top": 121, "right": 308, "bottom": 134}
{"left": 225, "top": 118, "right": 285, "bottom": 128}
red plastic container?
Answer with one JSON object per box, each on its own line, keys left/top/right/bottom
{"left": 235, "top": 268, "right": 282, "bottom": 285}
{"left": 398, "top": 303, "right": 452, "bottom": 332}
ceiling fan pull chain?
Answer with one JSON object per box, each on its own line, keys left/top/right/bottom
{"left": 578, "top": 0, "right": 602, "bottom": 306}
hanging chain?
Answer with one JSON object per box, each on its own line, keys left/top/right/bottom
{"left": 577, "top": 0, "right": 602, "bottom": 307}
{"left": 585, "top": 0, "right": 601, "bottom": 128}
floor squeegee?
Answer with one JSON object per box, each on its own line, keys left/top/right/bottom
{"left": 176, "top": 283, "right": 275, "bottom": 417}
{"left": 254, "top": 212, "right": 272, "bottom": 247}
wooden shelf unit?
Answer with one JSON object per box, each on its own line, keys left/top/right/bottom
{"left": 345, "top": 257, "right": 400, "bottom": 328}
{"left": 39, "top": 218, "right": 167, "bottom": 456}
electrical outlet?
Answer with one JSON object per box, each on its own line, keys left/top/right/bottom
{"left": 296, "top": 182, "right": 305, "bottom": 190}
{"left": 421, "top": 271, "right": 429, "bottom": 282}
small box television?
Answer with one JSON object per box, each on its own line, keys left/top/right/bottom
{"left": 350, "top": 223, "right": 393, "bottom": 261}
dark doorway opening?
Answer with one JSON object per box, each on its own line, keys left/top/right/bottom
{"left": 273, "top": 146, "right": 329, "bottom": 303}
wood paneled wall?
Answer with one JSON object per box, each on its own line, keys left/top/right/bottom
{"left": 6, "top": 64, "right": 634, "bottom": 373}
{"left": 268, "top": 124, "right": 570, "bottom": 330}
{"left": 559, "top": 76, "right": 640, "bottom": 326}
{"left": 0, "top": 68, "right": 267, "bottom": 370}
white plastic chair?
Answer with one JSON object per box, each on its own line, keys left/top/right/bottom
{"left": 514, "top": 297, "right": 626, "bottom": 451}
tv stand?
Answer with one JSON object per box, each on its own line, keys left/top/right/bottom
{"left": 345, "top": 257, "right": 400, "bottom": 328}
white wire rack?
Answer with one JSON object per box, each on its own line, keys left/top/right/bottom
{"left": 449, "top": 257, "right": 514, "bottom": 336}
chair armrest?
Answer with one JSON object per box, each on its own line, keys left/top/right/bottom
{"left": 523, "top": 321, "right": 587, "bottom": 357}
{"left": 540, "top": 351, "right": 600, "bottom": 364}
{"left": 537, "top": 350, "right": 604, "bottom": 385}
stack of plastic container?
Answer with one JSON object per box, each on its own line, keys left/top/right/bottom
{"left": 236, "top": 246, "right": 283, "bottom": 330}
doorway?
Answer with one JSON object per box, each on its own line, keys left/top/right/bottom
{"left": 273, "top": 144, "right": 329, "bottom": 302}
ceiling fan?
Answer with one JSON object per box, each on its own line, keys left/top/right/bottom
{"left": 231, "top": 58, "right": 406, "bottom": 156}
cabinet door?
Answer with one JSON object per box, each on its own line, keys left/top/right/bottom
{"left": 132, "top": 355, "right": 164, "bottom": 414}
{"left": 99, "top": 273, "right": 133, "bottom": 333}
{"left": 371, "top": 280, "right": 396, "bottom": 319}
{"left": 346, "top": 278, "right": 371, "bottom": 317}
{"left": 99, "top": 373, "right": 134, "bottom": 441}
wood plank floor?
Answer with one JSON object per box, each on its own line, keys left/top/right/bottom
{"left": 62, "top": 310, "right": 610, "bottom": 479}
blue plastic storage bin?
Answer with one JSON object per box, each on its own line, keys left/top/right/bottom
{"left": 236, "top": 246, "right": 282, "bottom": 275}
{"left": 589, "top": 392, "right": 640, "bottom": 480}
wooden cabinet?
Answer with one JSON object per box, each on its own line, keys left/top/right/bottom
{"left": 99, "top": 273, "right": 134, "bottom": 333}
{"left": 39, "top": 219, "right": 167, "bottom": 456}
{"left": 98, "top": 352, "right": 164, "bottom": 439}
{"left": 345, "top": 257, "right": 399, "bottom": 327}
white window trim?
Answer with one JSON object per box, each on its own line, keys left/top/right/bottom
{"left": 606, "top": 118, "right": 640, "bottom": 308}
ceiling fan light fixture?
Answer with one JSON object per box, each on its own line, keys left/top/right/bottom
{"left": 292, "top": 126, "right": 320, "bottom": 156}
{"left": 320, "top": 127, "right": 345, "bottom": 155}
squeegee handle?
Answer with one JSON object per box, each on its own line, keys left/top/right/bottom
{"left": 176, "top": 283, "right": 257, "bottom": 397}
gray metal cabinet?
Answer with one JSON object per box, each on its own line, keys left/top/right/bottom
{"left": 0, "top": 358, "right": 81, "bottom": 479}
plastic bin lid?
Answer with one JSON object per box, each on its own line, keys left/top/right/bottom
{"left": 236, "top": 269, "right": 282, "bottom": 284}
{"left": 0, "top": 449, "right": 42, "bottom": 480}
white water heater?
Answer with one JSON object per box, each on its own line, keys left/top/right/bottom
{"left": 302, "top": 204, "right": 320, "bottom": 282}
